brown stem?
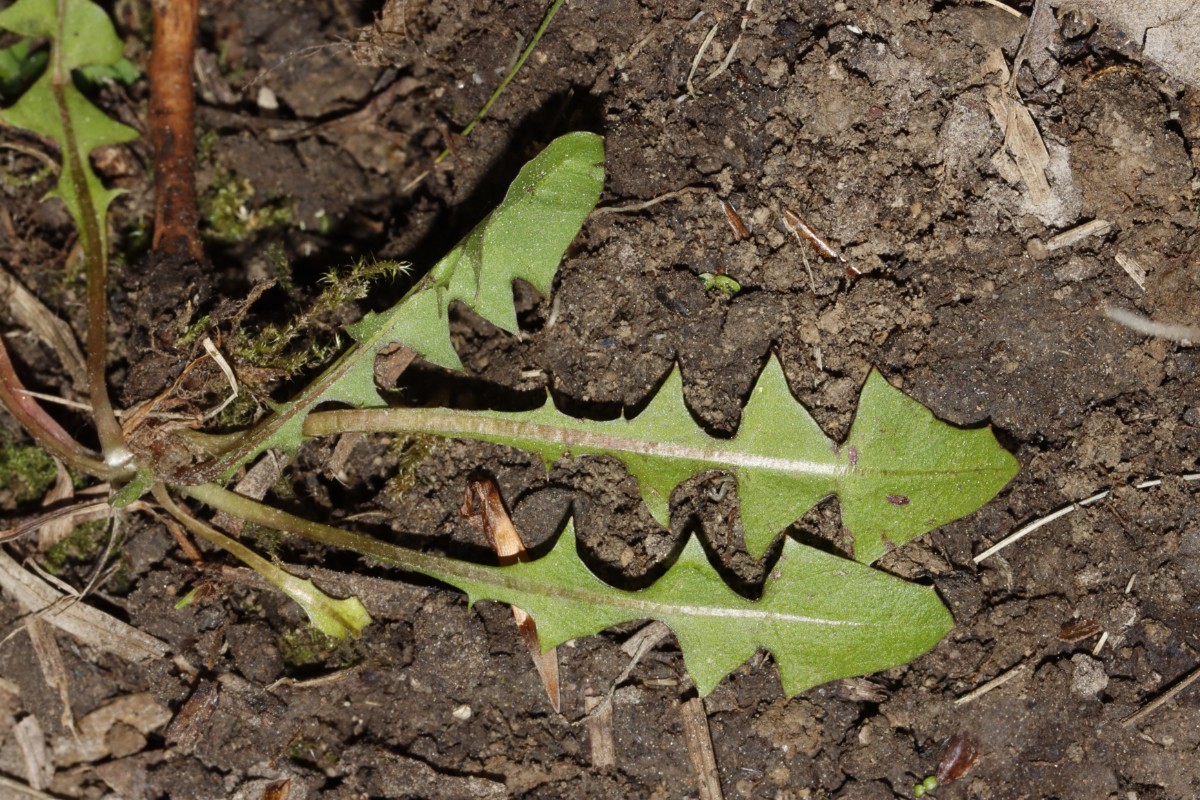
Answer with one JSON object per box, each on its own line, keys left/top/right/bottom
{"left": 49, "top": 0, "right": 125, "bottom": 461}
{"left": 0, "top": 325, "right": 115, "bottom": 480}
{"left": 149, "top": 0, "right": 202, "bottom": 261}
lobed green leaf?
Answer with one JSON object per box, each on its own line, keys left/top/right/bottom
{"left": 185, "top": 483, "right": 953, "bottom": 698}
{"left": 306, "top": 357, "right": 1019, "bottom": 563}
{"left": 369, "top": 519, "right": 952, "bottom": 696}
{"left": 197, "top": 133, "right": 605, "bottom": 480}
{"left": 0, "top": 0, "right": 138, "bottom": 252}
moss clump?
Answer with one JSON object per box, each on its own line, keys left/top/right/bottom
{"left": 41, "top": 519, "right": 108, "bottom": 575}
{"left": 278, "top": 626, "right": 346, "bottom": 667}
{"left": 232, "top": 256, "right": 409, "bottom": 377}
{"left": 0, "top": 436, "right": 57, "bottom": 503}
{"left": 383, "top": 435, "right": 435, "bottom": 497}
{"left": 201, "top": 169, "right": 294, "bottom": 244}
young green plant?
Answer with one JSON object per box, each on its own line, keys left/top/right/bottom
{"left": 0, "top": 0, "right": 1018, "bottom": 697}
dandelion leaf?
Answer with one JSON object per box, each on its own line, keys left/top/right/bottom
{"left": 343, "top": 132, "right": 605, "bottom": 385}
{"left": 425, "top": 520, "right": 953, "bottom": 697}
{"left": 202, "top": 133, "right": 603, "bottom": 478}
{"left": 322, "top": 357, "right": 1018, "bottom": 563}
{"left": 0, "top": 0, "right": 138, "bottom": 252}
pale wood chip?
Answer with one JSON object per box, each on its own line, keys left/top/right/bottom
{"left": 14, "top": 715, "right": 52, "bottom": 790}
{"left": 22, "top": 608, "right": 75, "bottom": 734}
{"left": 0, "top": 549, "right": 170, "bottom": 664}
{"left": 680, "top": 696, "right": 724, "bottom": 800}
{"left": 463, "top": 478, "right": 561, "bottom": 712}
{"left": 584, "top": 691, "right": 615, "bottom": 768}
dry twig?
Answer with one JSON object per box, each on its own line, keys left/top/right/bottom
{"left": 680, "top": 696, "right": 724, "bottom": 800}
{"left": 954, "top": 662, "right": 1028, "bottom": 705}
{"left": 1122, "top": 661, "right": 1200, "bottom": 728}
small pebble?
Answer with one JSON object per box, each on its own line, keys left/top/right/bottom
{"left": 1070, "top": 654, "right": 1108, "bottom": 697}
{"left": 256, "top": 86, "right": 279, "bottom": 110}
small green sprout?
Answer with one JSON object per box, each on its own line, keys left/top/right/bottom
{"left": 698, "top": 272, "right": 741, "bottom": 295}
{"left": 174, "top": 586, "right": 200, "bottom": 610}
{"left": 914, "top": 775, "right": 939, "bottom": 796}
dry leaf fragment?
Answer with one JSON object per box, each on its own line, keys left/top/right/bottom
{"left": 14, "top": 715, "right": 52, "bottom": 790}
{"left": 936, "top": 732, "right": 981, "bottom": 783}
{"left": 462, "top": 478, "right": 561, "bottom": 712}
{"left": 52, "top": 692, "right": 171, "bottom": 766}
{"left": 0, "top": 549, "right": 170, "bottom": 664}
{"left": 986, "top": 88, "right": 1053, "bottom": 207}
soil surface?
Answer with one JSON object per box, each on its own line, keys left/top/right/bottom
{"left": 2, "top": 1, "right": 1200, "bottom": 798}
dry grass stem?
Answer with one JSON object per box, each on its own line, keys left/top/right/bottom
{"left": 0, "top": 774, "right": 60, "bottom": 800}
{"left": 592, "top": 187, "right": 708, "bottom": 215}
{"left": 954, "top": 662, "right": 1028, "bottom": 705}
{"left": 0, "top": 549, "right": 170, "bottom": 663}
{"left": 200, "top": 337, "right": 240, "bottom": 419}
{"left": 973, "top": 0, "right": 1025, "bottom": 18}
{"left": 1122, "top": 661, "right": 1200, "bottom": 728}
{"left": 680, "top": 696, "right": 724, "bottom": 800}
{"left": 0, "top": 267, "right": 87, "bottom": 387}
{"left": 685, "top": 21, "right": 720, "bottom": 97}
{"left": 974, "top": 474, "right": 1200, "bottom": 563}
{"left": 1115, "top": 254, "right": 1147, "bottom": 291}
{"left": 22, "top": 606, "right": 76, "bottom": 733}
{"left": 1104, "top": 306, "right": 1200, "bottom": 344}
{"left": 701, "top": 0, "right": 754, "bottom": 87}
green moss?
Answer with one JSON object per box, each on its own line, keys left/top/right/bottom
{"left": 278, "top": 626, "right": 342, "bottom": 667}
{"left": 231, "top": 257, "right": 409, "bottom": 378}
{"left": 201, "top": 169, "right": 294, "bottom": 244}
{"left": 196, "top": 126, "right": 218, "bottom": 164}
{"left": 41, "top": 519, "right": 108, "bottom": 575}
{"left": 246, "top": 522, "right": 284, "bottom": 561}
{"left": 176, "top": 314, "right": 213, "bottom": 347}
{"left": 383, "top": 435, "right": 435, "bottom": 496}
{"left": 0, "top": 436, "right": 57, "bottom": 503}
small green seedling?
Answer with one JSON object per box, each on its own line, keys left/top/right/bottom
{"left": 0, "top": 37, "right": 46, "bottom": 98}
{"left": 0, "top": 0, "right": 1018, "bottom": 697}
{"left": 698, "top": 272, "right": 741, "bottom": 294}
{"left": 914, "top": 775, "right": 939, "bottom": 797}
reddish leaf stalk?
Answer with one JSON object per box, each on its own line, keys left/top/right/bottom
{"left": 47, "top": 0, "right": 125, "bottom": 461}
{"left": 149, "top": 0, "right": 202, "bottom": 261}
{"left": 0, "top": 338, "right": 113, "bottom": 478}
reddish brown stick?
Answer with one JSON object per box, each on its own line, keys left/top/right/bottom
{"left": 782, "top": 208, "right": 845, "bottom": 262}
{"left": 149, "top": 0, "right": 202, "bottom": 261}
